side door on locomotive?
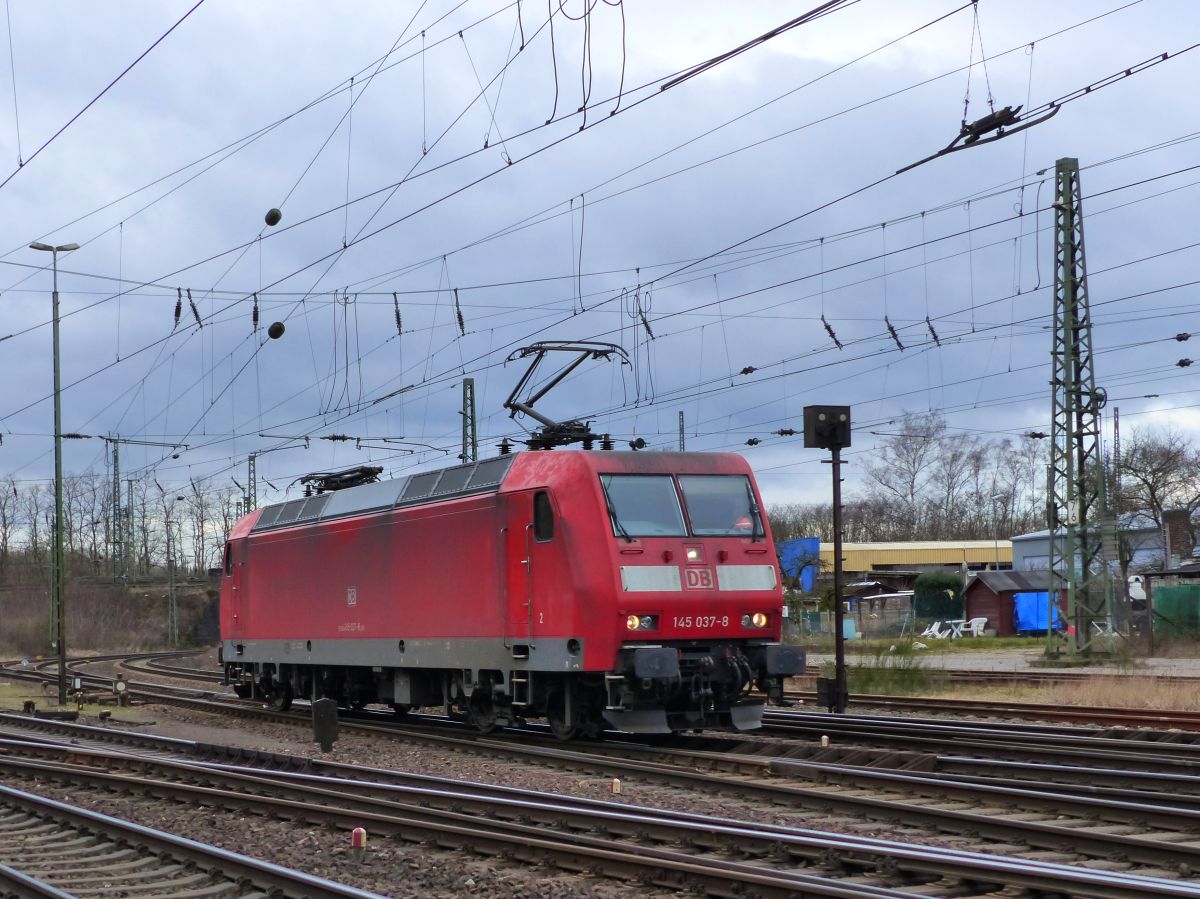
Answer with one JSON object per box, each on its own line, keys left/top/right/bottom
{"left": 501, "top": 488, "right": 562, "bottom": 656}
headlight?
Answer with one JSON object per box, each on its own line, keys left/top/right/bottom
{"left": 685, "top": 546, "right": 703, "bottom": 563}
{"left": 625, "top": 614, "right": 659, "bottom": 631}
{"left": 742, "top": 612, "right": 769, "bottom": 628}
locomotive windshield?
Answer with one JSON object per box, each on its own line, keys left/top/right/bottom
{"left": 678, "top": 475, "right": 760, "bottom": 536}
{"left": 600, "top": 475, "right": 687, "bottom": 537}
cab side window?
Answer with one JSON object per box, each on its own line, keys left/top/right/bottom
{"left": 223, "top": 543, "right": 233, "bottom": 576}
{"left": 533, "top": 491, "right": 554, "bottom": 542}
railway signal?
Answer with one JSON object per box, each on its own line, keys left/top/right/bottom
{"left": 805, "top": 405, "right": 851, "bottom": 714}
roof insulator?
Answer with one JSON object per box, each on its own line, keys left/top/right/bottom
{"left": 926, "top": 316, "right": 941, "bottom": 346}
{"left": 187, "top": 289, "right": 202, "bottom": 328}
{"left": 821, "top": 314, "right": 843, "bottom": 350}
{"left": 454, "top": 288, "right": 465, "bottom": 336}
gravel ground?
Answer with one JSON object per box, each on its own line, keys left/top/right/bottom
{"left": 7, "top": 649, "right": 1145, "bottom": 895}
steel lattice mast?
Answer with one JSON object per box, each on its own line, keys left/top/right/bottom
{"left": 461, "top": 377, "right": 478, "bottom": 464}
{"left": 247, "top": 453, "right": 258, "bottom": 512}
{"left": 1047, "top": 157, "right": 1115, "bottom": 656}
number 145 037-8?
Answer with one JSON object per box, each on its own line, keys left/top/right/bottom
{"left": 673, "top": 615, "right": 728, "bottom": 628}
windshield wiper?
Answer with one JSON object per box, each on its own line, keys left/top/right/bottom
{"left": 602, "top": 483, "right": 634, "bottom": 543}
{"left": 745, "top": 481, "right": 763, "bottom": 543}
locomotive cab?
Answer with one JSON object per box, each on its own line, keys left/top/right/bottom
{"left": 590, "top": 465, "right": 803, "bottom": 733}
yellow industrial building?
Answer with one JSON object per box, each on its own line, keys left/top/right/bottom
{"left": 819, "top": 540, "right": 1012, "bottom": 575}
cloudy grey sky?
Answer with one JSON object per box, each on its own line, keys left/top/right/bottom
{"left": 0, "top": 0, "right": 1196, "bottom": 507}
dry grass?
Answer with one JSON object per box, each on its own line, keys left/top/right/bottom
{"left": 924, "top": 677, "right": 1200, "bottom": 711}
{"left": 1141, "top": 636, "right": 1200, "bottom": 658}
{"left": 0, "top": 582, "right": 217, "bottom": 656}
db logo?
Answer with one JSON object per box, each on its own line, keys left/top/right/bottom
{"left": 683, "top": 568, "right": 714, "bottom": 590}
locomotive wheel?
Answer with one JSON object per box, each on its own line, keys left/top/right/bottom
{"left": 266, "top": 679, "right": 293, "bottom": 712}
{"left": 392, "top": 703, "right": 410, "bottom": 717}
{"left": 545, "top": 689, "right": 579, "bottom": 741}
{"left": 469, "top": 691, "right": 498, "bottom": 734}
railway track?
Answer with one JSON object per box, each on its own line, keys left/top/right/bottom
{"left": 0, "top": 713, "right": 1197, "bottom": 897}
{"left": 800, "top": 664, "right": 1200, "bottom": 687}
{"left": 789, "top": 689, "right": 1200, "bottom": 729}
{"left": 9, "top": 690, "right": 1200, "bottom": 885}
{"left": 62, "top": 649, "right": 1200, "bottom": 733}
{"left": 0, "top": 780, "right": 382, "bottom": 898}
{"left": 12, "top": 653, "right": 1200, "bottom": 894}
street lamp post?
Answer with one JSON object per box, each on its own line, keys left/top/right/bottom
{"left": 30, "top": 240, "right": 79, "bottom": 706}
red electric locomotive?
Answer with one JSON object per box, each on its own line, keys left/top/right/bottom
{"left": 220, "top": 448, "right": 803, "bottom": 736}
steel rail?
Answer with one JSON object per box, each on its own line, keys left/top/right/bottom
{"left": 0, "top": 782, "right": 385, "bottom": 899}
{"left": 789, "top": 689, "right": 1200, "bottom": 729}
{"left": 798, "top": 665, "right": 1200, "bottom": 686}
{"left": 2, "top": 738, "right": 1198, "bottom": 898}
{"left": 0, "top": 755, "right": 906, "bottom": 899}
{"left": 13, "top": 659, "right": 1200, "bottom": 877}
{"left": 4, "top": 717, "right": 1200, "bottom": 877}
{"left": 0, "top": 862, "right": 75, "bottom": 899}
{"left": 9, "top": 659, "right": 1200, "bottom": 779}
{"left": 765, "top": 711, "right": 1200, "bottom": 771}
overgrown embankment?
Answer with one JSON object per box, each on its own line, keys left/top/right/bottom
{"left": 0, "top": 581, "right": 218, "bottom": 655}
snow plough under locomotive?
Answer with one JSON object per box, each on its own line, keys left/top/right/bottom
{"left": 220, "top": 449, "right": 803, "bottom": 737}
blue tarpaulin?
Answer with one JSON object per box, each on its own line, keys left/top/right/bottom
{"left": 777, "top": 538, "right": 819, "bottom": 592}
{"left": 1013, "top": 592, "right": 1062, "bottom": 633}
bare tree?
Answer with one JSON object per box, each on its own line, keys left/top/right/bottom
{"left": 0, "top": 478, "right": 15, "bottom": 584}
{"left": 80, "top": 473, "right": 107, "bottom": 575}
{"left": 20, "top": 483, "right": 46, "bottom": 577}
{"left": 1108, "top": 424, "right": 1200, "bottom": 577}
{"left": 857, "top": 411, "right": 1044, "bottom": 542}
{"left": 862, "top": 412, "right": 947, "bottom": 539}
{"left": 1115, "top": 425, "right": 1200, "bottom": 533}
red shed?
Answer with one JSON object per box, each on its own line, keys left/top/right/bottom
{"left": 963, "top": 570, "right": 1056, "bottom": 636}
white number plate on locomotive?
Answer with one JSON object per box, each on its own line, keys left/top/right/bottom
{"left": 673, "top": 615, "right": 729, "bottom": 628}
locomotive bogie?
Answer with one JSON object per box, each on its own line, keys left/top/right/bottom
{"left": 220, "top": 450, "right": 805, "bottom": 736}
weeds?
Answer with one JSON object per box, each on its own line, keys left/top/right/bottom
{"left": 820, "top": 639, "right": 949, "bottom": 695}
{"left": 0, "top": 582, "right": 217, "bottom": 655}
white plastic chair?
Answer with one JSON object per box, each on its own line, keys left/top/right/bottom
{"left": 920, "top": 621, "right": 946, "bottom": 638}
{"left": 965, "top": 617, "right": 988, "bottom": 637}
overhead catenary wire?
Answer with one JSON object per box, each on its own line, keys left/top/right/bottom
{"left": 0, "top": 0, "right": 207, "bottom": 194}
{"left": 3, "top": 0, "right": 20, "bottom": 166}
{"left": 4, "top": 148, "right": 1195, "bottom": 446}
{"left": 110, "top": 213, "right": 1200, "bottom": 484}
{"left": 7, "top": 3, "right": 1190, "bottom": 487}
{"left": 0, "top": 0, "right": 1138, "bottom": 337}
{"left": 106, "top": 1, "right": 872, "bottom": 472}
{"left": 16, "top": 145, "right": 1190, "bottom": 484}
